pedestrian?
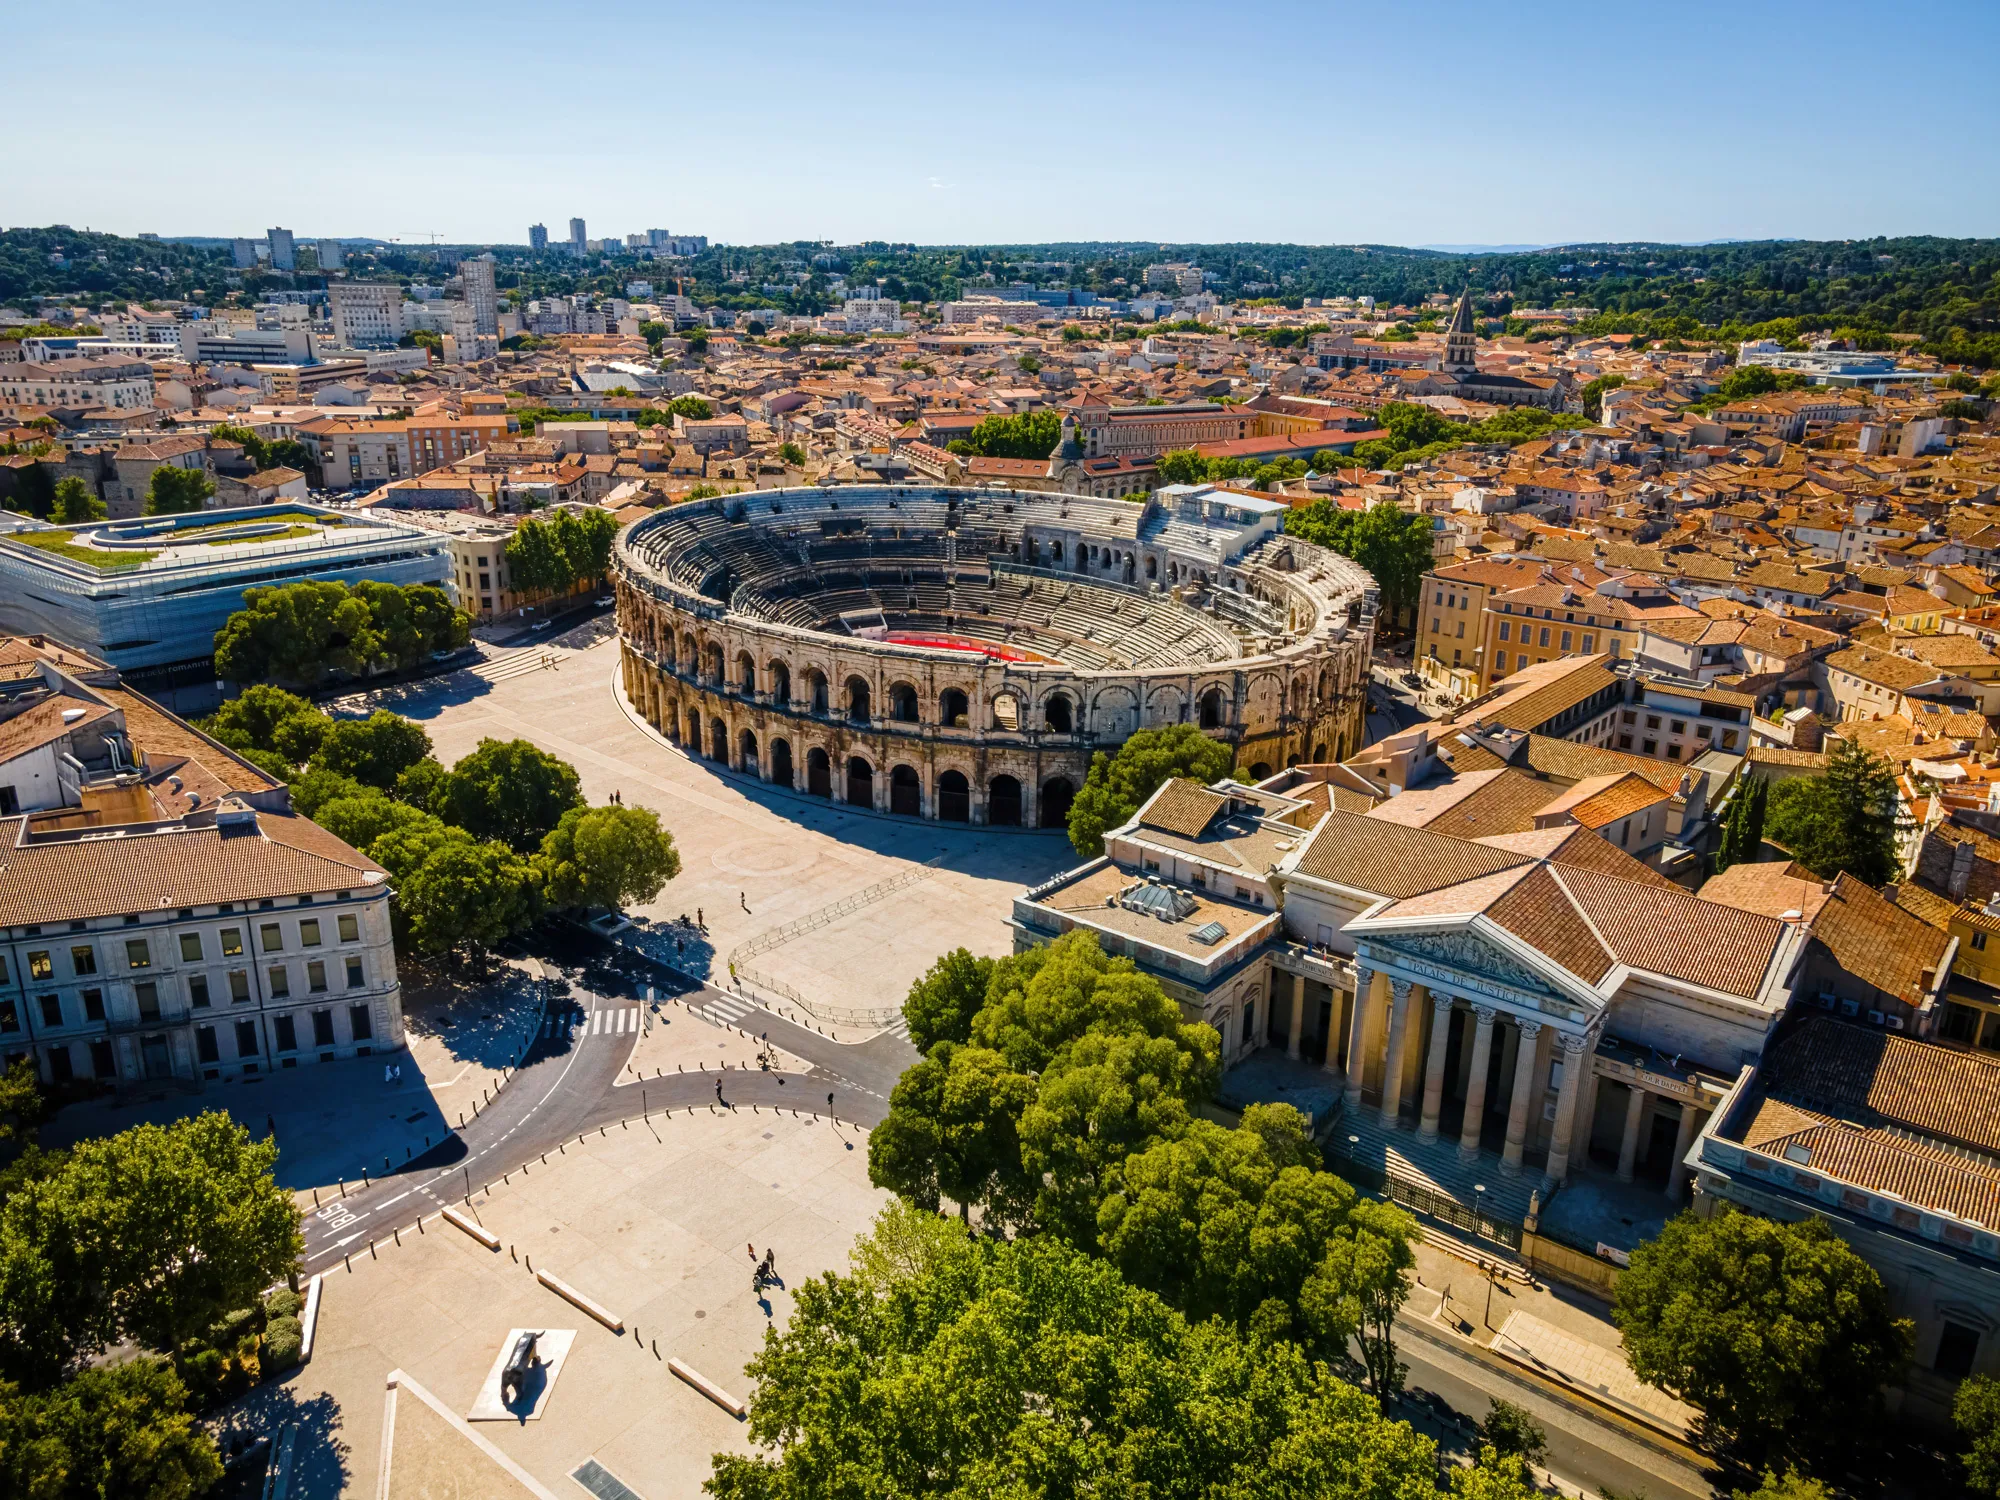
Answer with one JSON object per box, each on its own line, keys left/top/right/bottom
{"left": 827, "top": 1091, "right": 834, "bottom": 1109}
{"left": 676, "top": 938, "right": 685, "bottom": 958}
{"left": 740, "top": 890, "right": 749, "bottom": 913}
{"left": 697, "top": 907, "right": 705, "bottom": 930}
{"left": 385, "top": 1064, "right": 394, "bottom": 1085}
{"left": 748, "top": 1243, "right": 757, "bottom": 1264}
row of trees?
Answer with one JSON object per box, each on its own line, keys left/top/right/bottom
{"left": 212, "top": 579, "right": 471, "bottom": 687}
{"left": 200, "top": 688, "right": 679, "bottom": 953}
{"left": 209, "top": 421, "right": 313, "bottom": 477}
{"left": 945, "top": 408, "right": 1063, "bottom": 459}
{"left": 1155, "top": 447, "right": 1343, "bottom": 491}
{"left": 1339, "top": 400, "right": 1589, "bottom": 472}
{"left": 503, "top": 505, "right": 619, "bottom": 599}
{"left": 1284, "top": 497, "right": 1437, "bottom": 619}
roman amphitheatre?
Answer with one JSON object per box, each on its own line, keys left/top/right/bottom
{"left": 611, "top": 483, "right": 1378, "bottom": 826}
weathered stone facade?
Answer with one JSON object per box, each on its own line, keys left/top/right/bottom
{"left": 611, "top": 485, "right": 1377, "bottom": 824}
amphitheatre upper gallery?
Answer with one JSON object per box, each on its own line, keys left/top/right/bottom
{"left": 612, "top": 483, "right": 1378, "bottom": 827}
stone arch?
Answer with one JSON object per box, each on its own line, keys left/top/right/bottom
{"left": 1199, "top": 686, "right": 1226, "bottom": 729}
{"left": 703, "top": 641, "right": 725, "bottom": 683}
{"left": 686, "top": 706, "right": 701, "bottom": 749}
{"left": 1146, "top": 685, "right": 1184, "bottom": 727}
{"left": 1040, "top": 776, "right": 1075, "bottom": 828}
{"left": 709, "top": 718, "right": 729, "bottom": 763}
{"left": 990, "top": 689, "right": 1023, "bottom": 732}
{"left": 887, "top": 680, "right": 920, "bottom": 723}
{"left": 679, "top": 631, "right": 699, "bottom": 673}
{"left": 889, "top": 764, "right": 922, "bottom": 817}
{"left": 988, "top": 774, "right": 1022, "bottom": 826}
{"left": 805, "top": 667, "right": 829, "bottom": 715}
{"left": 845, "top": 676, "right": 871, "bottom": 723}
{"left": 768, "top": 658, "right": 791, "bottom": 705}
{"left": 1145, "top": 554, "right": 1158, "bottom": 581}
{"left": 770, "top": 736, "right": 794, "bottom": 788}
{"left": 937, "top": 769, "right": 970, "bottom": 822}
{"left": 739, "top": 727, "right": 759, "bottom": 774}
{"left": 1042, "top": 692, "right": 1073, "bottom": 734}
{"left": 736, "top": 650, "right": 757, "bottom": 694}
{"left": 1311, "top": 741, "right": 1326, "bottom": 763}
{"left": 1248, "top": 760, "right": 1272, "bottom": 780}
{"left": 939, "top": 688, "right": 969, "bottom": 728}
{"left": 806, "top": 745, "right": 832, "bottom": 797}
{"left": 845, "top": 755, "right": 875, "bottom": 807}
{"left": 1091, "top": 686, "right": 1137, "bottom": 740}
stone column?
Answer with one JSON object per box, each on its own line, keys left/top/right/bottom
{"left": 1543, "top": 1032, "right": 1591, "bottom": 1185}
{"left": 1418, "top": 991, "right": 1454, "bottom": 1141}
{"left": 1285, "top": 975, "right": 1305, "bottom": 1061}
{"left": 1378, "top": 980, "right": 1416, "bottom": 1129}
{"left": 1323, "top": 980, "right": 1348, "bottom": 1078}
{"left": 1616, "top": 1082, "right": 1648, "bottom": 1183}
{"left": 1500, "top": 1018, "right": 1544, "bottom": 1175}
{"left": 1666, "top": 1102, "right": 1704, "bottom": 1200}
{"left": 1458, "top": 1006, "right": 1497, "bottom": 1160}
{"left": 1342, "top": 967, "right": 1374, "bottom": 1112}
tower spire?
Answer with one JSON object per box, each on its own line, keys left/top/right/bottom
{"left": 1443, "top": 285, "right": 1478, "bottom": 376}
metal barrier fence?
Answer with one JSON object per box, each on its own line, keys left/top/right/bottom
{"left": 1322, "top": 1145, "right": 1524, "bottom": 1252}
{"left": 728, "top": 854, "right": 946, "bottom": 964}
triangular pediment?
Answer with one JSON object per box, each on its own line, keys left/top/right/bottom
{"left": 1358, "top": 922, "right": 1604, "bottom": 1019}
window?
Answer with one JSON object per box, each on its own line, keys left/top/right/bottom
{"left": 82, "top": 989, "right": 104, "bottom": 1021}
{"left": 0, "top": 1001, "right": 14, "bottom": 1033}
{"left": 197, "top": 1026, "right": 219, "bottom": 1064}
{"left": 1666, "top": 744, "right": 1682, "bottom": 760}
{"left": 188, "top": 975, "right": 210, "bottom": 1007}
{"left": 1498, "top": 622, "right": 1511, "bottom": 641}
{"left": 1495, "top": 651, "right": 1508, "bottom": 672}
{"left": 235, "top": 1020, "right": 259, "bottom": 1059}
{"left": 220, "top": 928, "right": 243, "bottom": 957}
{"left": 1622, "top": 710, "right": 1636, "bottom": 724}
{"left": 1431, "top": 617, "right": 1440, "bottom": 635}
{"left": 71, "top": 946, "right": 97, "bottom": 975}
{"left": 38, "top": 995, "right": 61, "bottom": 1027}
{"left": 349, "top": 1004, "right": 373, "bottom": 1041}
{"left": 1670, "top": 720, "right": 1686, "bottom": 735}
{"left": 338, "top": 914, "right": 359, "bottom": 943}
{"left": 346, "top": 957, "right": 365, "bottom": 989}
{"left": 1582, "top": 635, "right": 1595, "bottom": 652}
{"left": 179, "top": 933, "right": 202, "bottom": 962}
{"left": 308, "top": 960, "right": 327, "bottom": 993}
{"left": 1560, "top": 631, "right": 1573, "bottom": 650}
{"left": 274, "top": 1015, "right": 297, "bottom": 1053}
{"left": 135, "top": 982, "right": 160, "bottom": 1021}
{"left": 1937, "top": 1322, "right": 1981, "bottom": 1380}
{"left": 1643, "top": 739, "right": 1658, "bottom": 755}
{"left": 260, "top": 923, "right": 283, "bottom": 953}
{"left": 1538, "top": 627, "right": 1551, "bottom": 647}
{"left": 27, "top": 951, "right": 51, "bottom": 981}
{"left": 1646, "top": 715, "right": 1661, "bottom": 730}
{"left": 268, "top": 966, "right": 290, "bottom": 999}
{"left": 229, "top": 970, "right": 250, "bottom": 1004}
{"left": 125, "top": 940, "right": 150, "bottom": 970}
{"left": 300, "top": 919, "right": 321, "bottom": 948}
{"left": 312, "top": 1010, "right": 335, "bottom": 1047}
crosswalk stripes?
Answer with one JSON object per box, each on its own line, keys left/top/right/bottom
{"left": 693, "top": 992, "right": 757, "bottom": 1029}
{"left": 537, "top": 1005, "right": 640, "bottom": 1038}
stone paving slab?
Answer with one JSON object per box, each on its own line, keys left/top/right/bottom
{"left": 1493, "top": 1309, "right": 1698, "bottom": 1436}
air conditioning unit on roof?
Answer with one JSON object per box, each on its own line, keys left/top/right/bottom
{"left": 1867, "top": 1010, "right": 1887, "bottom": 1027}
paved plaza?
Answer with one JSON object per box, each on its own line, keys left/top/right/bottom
{"left": 230, "top": 1107, "right": 889, "bottom": 1498}
{"left": 343, "top": 628, "right": 1077, "bottom": 1032}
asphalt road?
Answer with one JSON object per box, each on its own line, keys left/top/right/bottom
{"left": 297, "top": 931, "right": 911, "bottom": 1273}
{"left": 1365, "top": 659, "right": 1438, "bottom": 745}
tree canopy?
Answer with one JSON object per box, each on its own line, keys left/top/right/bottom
{"left": 901, "top": 948, "right": 994, "bottom": 1054}
{"left": 49, "top": 477, "right": 103, "bottom": 525}
{"left": 946, "top": 408, "right": 1063, "bottom": 460}
{"left": 1286, "top": 498, "right": 1436, "bottom": 618}
{"left": 504, "top": 507, "right": 619, "bottom": 599}
{"left": 212, "top": 580, "right": 469, "bottom": 687}
{"left": 1065, "top": 723, "right": 1235, "bottom": 858}
{"left": 435, "top": 737, "right": 585, "bottom": 851}
{"left": 142, "top": 466, "right": 214, "bottom": 517}
{"left": 1958, "top": 1374, "right": 2000, "bottom": 1498}
{"left": 536, "top": 803, "right": 681, "bottom": 910}
{"left": 0, "top": 1359, "right": 221, "bottom": 1500}
{"left": 1615, "top": 1207, "right": 1911, "bottom": 1473}
{"left": 311, "top": 710, "right": 432, "bottom": 791}
{"left": 1763, "top": 739, "right": 1899, "bottom": 885}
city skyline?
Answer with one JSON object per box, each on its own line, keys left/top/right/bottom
{"left": 12, "top": 0, "right": 1998, "bottom": 246}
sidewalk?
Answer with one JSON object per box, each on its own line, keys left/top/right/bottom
{"left": 1410, "top": 1237, "right": 1696, "bottom": 1441}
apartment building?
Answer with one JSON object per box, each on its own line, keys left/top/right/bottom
{"left": 328, "top": 281, "right": 401, "bottom": 348}
{"left": 1417, "top": 555, "right": 1611, "bottom": 698}
{"left": 1478, "top": 576, "right": 1701, "bottom": 691}
{"left": 302, "top": 414, "right": 510, "bottom": 487}
{"left": 0, "top": 637, "right": 402, "bottom": 1088}
{"left": 0, "top": 357, "right": 155, "bottom": 413}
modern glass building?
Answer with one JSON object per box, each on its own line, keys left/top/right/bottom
{"left": 0, "top": 504, "right": 453, "bottom": 670}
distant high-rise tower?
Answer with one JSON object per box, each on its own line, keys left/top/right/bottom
{"left": 529, "top": 223, "right": 548, "bottom": 252}
{"left": 1442, "top": 286, "right": 1478, "bottom": 376}
{"left": 316, "top": 238, "right": 344, "bottom": 270}
{"left": 231, "top": 238, "right": 258, "bottom": 269}
{"left": 569, "top": 217, "right": 587, "bottom": 255}
{"left": 461, "top": 254, "right": 499, "bottom": 336}
{"left": 267, "top": 227, "right": 296, "bottom": 271}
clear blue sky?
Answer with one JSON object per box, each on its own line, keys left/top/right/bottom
{"left": 15, "top": 0, "right": 1999, "bottom": 247}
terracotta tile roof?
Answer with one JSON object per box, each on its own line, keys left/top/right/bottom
{"left": 1563, "top": 773, "right": 1672, "bottom": 831}
{"left": 1737, "top": 1095, "right": 2000, "bottom": 1231}
{"left": 1762, "top": 1016, "right": 2000, "bottom": 1157}
{"left": 1700, "top": 861, "right": 1830, "bottom": 920}
{"left": 1553, "top": 863, "right": 1788, "bottom": 997}
{"left": 1483, "top": 865, "right": 1615, "bottom": 983}
{"left": 0, "top": 698, "right": 112, "bottom": 765}
{"left": 1138, "top": 778, "right": 1226, "bottom": 839}
{"left": 0, "top": 810, "right": 385, "bottom": 928}
{"left": 1805, "top": 872, "right": 1951, "bottom": 1006}
{"left": 1888, "top": 881, "right": 1960, "bottom": 931}
{"left": 1475, "top": 823, "right": 1677, "bottom": 887}
{"left": 1290, "top": 810, "right": 1524, "bottom": 898}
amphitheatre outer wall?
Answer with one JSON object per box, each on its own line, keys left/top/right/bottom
{"left": 611, "top": 484, "right": 1377, "bottom": 827}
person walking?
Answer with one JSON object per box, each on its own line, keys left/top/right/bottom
{"left": 740, "top": 891, "right": 750, "bottom": 914}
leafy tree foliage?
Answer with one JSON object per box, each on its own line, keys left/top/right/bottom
{"left": 213, "top": 580, "right": 468, "bottom": 687}
{"left": 946, "top": 408, "right": 1063, "bottom": 460}
{"left": 777, "top": 441, "right": 805, "bottom": 466}
{"left": 901, "top": 948, "right": 993, "bottom": 1053}
{"left": 1957, "top": 1374, "right": 2000, "bottom": 1498}
{"left": 435, "top": 737, "right": 584, "bottom": 851}
{"left": 1301, "top": 1197, "right": 1421, "bottom": 1396}
{"left": 1580, "top": 373, "right": 1626, "bottom": 420}
{"left": 197, "top": 685, "right": 330, "bottom": 765}
{"left": 504, "top": 507, "right": 620, "bottom": 598}
{"left": 0, "top": 1359, "right": 221, "bottom": 1500}
{"left": 1615, "top": 1207, "right": 1911, "bottom": 1472}
{"left": 867, "top": 1042, "right": 1036, "bottom": 1223}
{"left": 1733, "top": 1472, "right": 1833, "bottom": 1500}
{"left": 142, "top": 466, "right": 214, "bottom": 516}
{"left": 536, "top": 804, "right": 680, "bottom": 910}
{"left": 311, "top": 710, "right": 432, "bottom": 790}
{"left": 0, "top": 1113, "right": 300, "bottom": 1389}
{"left": 1763, "top": 739, "right": 1899, "bottom": 884}
{"left": 397, "top": 839, "right": 542, "bottom": 954}
{"left": 49, "top": 477, "right": 103, "bottom": 525}
{"left": 1285, "top": 498, "right": 1437, "bottom": 618}
{"left": 1716, "top": 774, "right": 1769, "bottom": 872}
{"left": 1478, "top": 1399, "right": 1548, "bottom": 1468}
{"left": 1065, "top": 723, "right": 1235, "bottom": 858}
{"left": 207, "top": 423, "right": 312, "bottom": 476}
{"left": 707, "top": 1205, "right": 1480, "bottom": 1500}
{"left": 667, "top": 395, "right": 714, "bottom": 420}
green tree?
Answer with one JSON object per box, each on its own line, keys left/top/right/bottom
{"left": 1286, "top": 499, "right": 1435, "bottom": 620}
{"left": 1154, "top": 448, "right": 1213, "bottom": 486}
{"left": 0, "top": 1113, "right": 300, "bottom": 1388}
{"left": 1066, "top": 724, "right": 1236, "bottom": 858}
{"left": 1615, "top": 1207, "right": 1911, "bottom": 1471}
{"left": 1764, "top": 739, "right": 1898, "bottom": 884}
{"left": 393, "top": 756, "right": 448, "bottom": 812}
{"left": 212, "top": 580, "right": 385, "bottom": 687}
{"left": 48, "top": 477, "right": 103, "bottom": 525}
{"left": 551, "top": 505, "right": 619, "bottom": 587}
{"left": 777, "top": 441, "right": 805, "bottom": 467}
{"left": 0, "top": 1359, "right": 221, "bottom": 1500}
{"left": 397, "top": 839, "right": 542, "bottom": 954}
{"left": 667, "top": 395, "right": 714, "bottom": 421}
{"left": 1478, "top": 1399, "right": 1548, "bottom": 1468}
{"left": 1300, "top": 1197, "right": 1421, "bottom": 1396}
{"left": 959, "top": 408, "right": 1063, "bottom": 459}
{"left": 1733, "top": 1472, "right": 1833, "bottom": 1500}
{"left": 1580, "top": 373, "right": 1627, "bottom": 420}
{"left": 198, "top": 685, "right": 330, "bottom": 764}
{"left": 868, "top": 1042, "right": 1036, "bottom": 1224}
{"left": 436, "top": 738, "right": 584, "bottom": 851}
{"left": 141, "top": 466, "right": 214, "bottom": 517}
{"left": 312, "top": 710, "right": 432, "bottom": 791}
{"left": 1958, "top": 1374, "right": 2000, "bottom": 1497}
{"left": 901, "top": 948, "right": 993, "bottom": 1053}
{"left": 504, "top": 516, "right": 571, "bottom": 597}
{"left": 1450, "top": 1447, "right": 1541, "bottom": 1500}
{"left": 311, "top": 789, "right": 435, "bottom": 855}
{"left": 536, "top": 804, "right": 680, "bottom": 910}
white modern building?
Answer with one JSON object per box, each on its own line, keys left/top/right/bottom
{"left": 328, "top": 282, "right": 401, "bottom": 349}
